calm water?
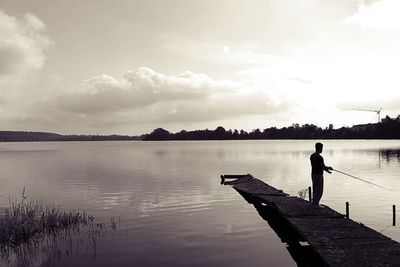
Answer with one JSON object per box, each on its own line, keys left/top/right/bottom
{"left": 0, "top": 140, "right": 399, "bottom": 266}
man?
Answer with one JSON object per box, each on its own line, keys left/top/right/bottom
{"left": 310, "top": 142, "right": 333, "bottom": 206}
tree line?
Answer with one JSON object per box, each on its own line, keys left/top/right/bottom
{"left": 1, "top": 115, "right": 400, "bottom": 142}
{"left": 0, "top": 131, "right": 139, "bottom": 142}
{"left": 142, "top": 115, "right": 400, "bottom": 140}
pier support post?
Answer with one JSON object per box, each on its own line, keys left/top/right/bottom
{"left": 393, "top": 205, "right": 396, "bottom": 226}
{"left": 346, "top": 202, "right": 350, "bottom": 219}
{"left": 308, "top": 187, "right": 312, "bottom": 202}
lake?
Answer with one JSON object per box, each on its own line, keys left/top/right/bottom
{"left": 0, "top": 140, "right": 399, "bottom": 266}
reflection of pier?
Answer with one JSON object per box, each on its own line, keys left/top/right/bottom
{"left": 221, "top": 174, "right": 400, "bottom": 266}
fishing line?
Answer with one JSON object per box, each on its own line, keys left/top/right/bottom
{"left": 332, "top": 169, "right": 391, "bottom": 191}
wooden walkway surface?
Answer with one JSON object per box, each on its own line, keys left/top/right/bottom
{"left": 221, "top": 174, "right": 400, "bottom": 267}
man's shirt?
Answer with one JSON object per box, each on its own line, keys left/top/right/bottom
{"left": 310, "top": 152, "right": 325, "bottom": 175}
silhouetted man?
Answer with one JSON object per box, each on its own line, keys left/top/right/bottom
{"left": 310, "top": 142, "right": 333, "bottom": 206}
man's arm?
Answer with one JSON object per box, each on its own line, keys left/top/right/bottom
{"left": 322, "top": 157, "right": 333, "bottom": 173}
{"left": 324, "top": 166, "right": 333, "bottom": 173}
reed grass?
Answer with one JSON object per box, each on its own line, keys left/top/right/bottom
{"left": 0, "top": 188, "right": 88, "bottom": 247}
{"left": 298, "top": 188, "right": 308, "bottom": 200}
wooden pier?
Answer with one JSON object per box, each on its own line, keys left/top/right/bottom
{"left": 221, "top": 174, "right": 400, "bottom": 267}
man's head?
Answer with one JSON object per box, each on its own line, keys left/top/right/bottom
{"left": 315, "top": 142, "right": 323, "bottom": 153}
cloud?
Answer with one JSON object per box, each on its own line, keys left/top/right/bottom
{"left": 50, "top": 67, "right": 290, "bottom": 127}
{"left": 344, "top": 0, "right": 400, "bottom": 30}
{"left": 58, "top": 67, "right": 212, "bottom": 114}
{"left": 0, "top": 10, "right": 51, "bottom": 76}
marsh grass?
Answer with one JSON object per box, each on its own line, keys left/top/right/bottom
{"left": 0, "top": 189, "right": 119, "bottom": 266}
{"left": 297, "top": 188, "right": 308, "bottom": 200}
{"left": 0, "top": 188, "right": 89, "bottom": 248}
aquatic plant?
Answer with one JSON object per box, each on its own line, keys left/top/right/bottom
{"left": 0, "top": 188, "right": 88, "bottom": 248}
{"left": 0, "top": 188, "right": 119, "bottom": 266}
{"left": 297, "top": 188, "right": 308, "bottom": 200}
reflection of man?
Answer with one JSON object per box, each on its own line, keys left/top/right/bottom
{"left": 310, "top": 142, "right": 333, "bottom": 206}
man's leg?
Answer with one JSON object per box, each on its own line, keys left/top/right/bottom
{"left": 312, "top": 175, "right": 324, "bottom": 205}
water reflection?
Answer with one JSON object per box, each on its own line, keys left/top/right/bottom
{"left": 380, "top": 149, "right": 400, "bottom": 163}
{"left": 1, "top": 216, "right": 117, "bottom": 267}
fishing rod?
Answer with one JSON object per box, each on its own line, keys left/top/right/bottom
{"left": 332, "top": 169, "right": 391, "bottom": 191}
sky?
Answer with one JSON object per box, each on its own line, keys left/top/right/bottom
{"left": 1, "top": 0, "right": 400, "bottom": 135}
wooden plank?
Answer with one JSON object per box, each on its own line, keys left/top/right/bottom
{"left": 233, "top": 178, "right": 287, "bottom": 196}
{"left": 265, "top": 196, "right": 344, "bottom": 218}
{"left": 222, "top": 174, "right": 251, "bottom": 179}
{"left": 224, "top": 175, "right": 255, "bottom": 185}
{"left": 288, "top": 217, "right": 394, "bottom": 245}
{"left": 311, "top": 243, "right": 400, "bottom": 267}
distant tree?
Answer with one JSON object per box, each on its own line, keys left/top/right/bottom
{"left": 250, "top": 128, "right": 262, "bottom": 139}
{"left": 144, "top": 128, "right": 171, "bottom": 140}
{"left": 239, "top": 129, "right": 248, "bottom": 139}
{"left": 214, "top": 126, "right": 226, "bottom": 139}
{"left": 232, "top": 129, "right": 239, "bottom": 139}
